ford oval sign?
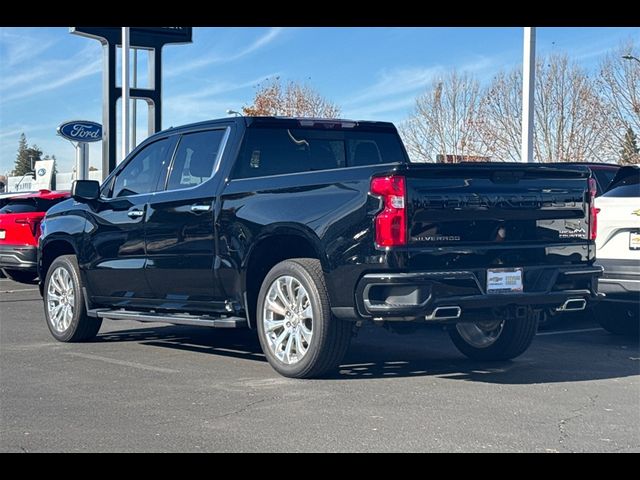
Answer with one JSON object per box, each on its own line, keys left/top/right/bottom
{"left": 57, "top": 120, "right": 102, "bottom": 142}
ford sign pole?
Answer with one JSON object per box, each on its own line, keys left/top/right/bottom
{"left": 77, "top": 142, "right": 88, "bottom": 180}
{"left": 57, "top": 121, "right": 103, "bottom": 181}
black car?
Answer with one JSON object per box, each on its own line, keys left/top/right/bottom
{"left": 38, "top": 117, "right": 601, "bottom": 378}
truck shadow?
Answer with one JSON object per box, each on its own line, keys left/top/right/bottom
{"left": 93, "top": 323, "right": 640, "bottom": 385}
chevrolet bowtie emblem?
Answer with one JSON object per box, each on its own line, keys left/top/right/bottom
{"left": 633, "top": 209, "right": 640, "bottom": 217}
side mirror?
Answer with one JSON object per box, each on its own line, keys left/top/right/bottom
{"left": 71, "top": 180, "right": 100, "bottom": 201}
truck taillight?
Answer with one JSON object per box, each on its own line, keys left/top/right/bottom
{"left": 588, "top": 177, "right": 598, "bottom": 240}
{"left": 371, "top": 175, "right": 406, "bottom": 247}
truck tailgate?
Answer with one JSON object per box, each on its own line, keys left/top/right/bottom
{"left": 404, "top": 163, "right": 592, "bottom": 268}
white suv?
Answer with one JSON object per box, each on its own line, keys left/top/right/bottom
{"left": 594, "top": 166, "right": 640, "bottom": 336}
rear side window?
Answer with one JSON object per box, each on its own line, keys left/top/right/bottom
{"left": 0, "top": 200, "right": 38, "bottom": 213}
{"left": 0, "top": 198, "right": 63, "bottom": 213}
{"left": 602, "top": 171, "right": 639, "bottom": 198}
{"left": 592, "top": 168, "right": 618, "bottom": 193}
{"left": 166, "top": 129, "right": 226, "bottom": 191}
{"left": 231, "top": 128, "right": 406, "bottom": 179}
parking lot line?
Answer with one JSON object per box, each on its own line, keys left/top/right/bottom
{"left": 1, "top": 288, "right": 39, "bottom": 293}
{"left": 64, "top": 352, "right": 179, "bottom": 373}
{"left": 536, "top": 327, "right": 605, "bottom": 336}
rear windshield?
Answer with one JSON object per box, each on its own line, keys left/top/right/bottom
{"left": 602, "top": 171, "right": 639, "bottom": 198}
{"left": 232, "top": 127, "right": 407, "bottom": 179}
{"left": 0, "top": 198, "right": 63, "bottom": 214}
{"left": 592, "top": 169, "right": 618, "bottom": 193}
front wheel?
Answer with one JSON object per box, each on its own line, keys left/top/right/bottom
{"left": 43, "top": 255, "right": 102, "bottom": 342}
{"left": 256, "top": 258, "right": 352, "bottom": 378}
{"left": 449, "top": 311, "right": 539, "bottom": 361}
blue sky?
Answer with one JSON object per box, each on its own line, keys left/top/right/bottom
{"left": 1, "top": 26, "right": 638, "bottom": 175}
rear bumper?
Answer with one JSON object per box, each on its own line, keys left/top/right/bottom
{"left": 0, "top": 245, "right": 37, "bottom": 271}
{"left": 596, "top": 258, "right": 640, "bottom": 301}
{"left": 355, "top": 265, "right": 602, "bottom": 321}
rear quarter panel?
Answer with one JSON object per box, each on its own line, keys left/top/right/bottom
{"left": 218, "top": 164, "right": 403, "bottom": 307}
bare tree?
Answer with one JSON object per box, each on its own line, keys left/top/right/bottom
{"left": 242, "top": 78, "right": 341, "bottom": 118}
{"left": 597, "top": 40, "right": 640, "bottom": 164}
{"left": 477, "top": 69, "right": 522, "bottom": 162}
{"left": 400, "top": 71, "right": 485, "bottom": 162}
{"left": 534, "top": 54, "right": 614, "bottom": 162}
{"left": 478, "top": 54, "right": 615, "bottom": 163}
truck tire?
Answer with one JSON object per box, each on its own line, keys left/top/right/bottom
{"left": 595, "top": 303, "right": 639, "bottom": 337}
{"left": 2, "top": 268, "right": 37, "bottom": 284}
{"left": 449, "top": 311, "right": 539, "bottom": 361}
{"left": 256, "top": 258, "right": 352, "bottom": 378}
{"left": 43, "top": 255, "right": 102, "bottom": 342}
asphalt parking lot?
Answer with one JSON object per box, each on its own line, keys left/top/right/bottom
{"left": 1, "top": 277, "right": 638, "bottom": 452}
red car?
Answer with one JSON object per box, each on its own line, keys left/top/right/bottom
{"left": 0, "top": 190, "right": 70, "bottom": 283}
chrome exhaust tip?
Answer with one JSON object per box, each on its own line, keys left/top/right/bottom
{"left": 426, "top": 306, "right": 462, "bottom": 321}
{"left": 556, "top": 298, "right": 587, "bottom": 312}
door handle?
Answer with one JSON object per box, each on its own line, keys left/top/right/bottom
{"left": 190, "top": 204, "right": 211, "bottom": 213}
{"left": 127, "top": 210, "right": 144, "bottom": 218}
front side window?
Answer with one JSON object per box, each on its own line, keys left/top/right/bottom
{"left": 111, "top": 138, "right": 171, "bottom": 198}
{"left": 166, "top": 129, "right": 226, "bottom": 191}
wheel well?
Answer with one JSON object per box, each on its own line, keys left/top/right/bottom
{"left": 245, "top": 234, "right": 320, "bottom": 327}
{"left": 41, "top": 240, "right": 76, "bottom": 280}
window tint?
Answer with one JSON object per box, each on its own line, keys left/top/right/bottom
{"left": 166, "top": 129, "right": 226, "bottom": 191}
{"left": 592, "top": 169, "right": 618, "bottom": 193}
{"left": 0, "top": 200, "right": 38, "bottom": 214}
{"left": 0, "top": 198, "right": 63, "bottom": 213}
{"left": 111, "top": 138, "right": 171, "bottom": 198}
{"left": 602, "top": 171, "right": 639, "bottom": 198}
{"left": 232, "top": 128, "right": 406, "bottom": 179}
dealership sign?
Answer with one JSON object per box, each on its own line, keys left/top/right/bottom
{"left": 57, "top": 120, "right": 103, "bottom": 142}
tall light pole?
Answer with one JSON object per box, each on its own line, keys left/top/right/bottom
{"left": 521, "top": 27, "right": 536, "bottom": 163}
{"left": 131, "top": 47, "right": 137, "bottom": 152}
{"left": 622, "top": 54, "right": 640, "bottom": 65}
{"left": 121, "top": 27, "right": 130, "bottom": 162}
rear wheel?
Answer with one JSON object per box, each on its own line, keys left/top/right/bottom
{"left": 256, "top": 258, "right": 352, "bottom": 378}
{"left": 595, "top": 303, "right": 639, "bottom": 337}
{"left": 449, "top": 311, "right": 539, "bottom": 361}
{"left": 2, "top": 269, "right": 37, "bottom": 284}
{"left": 43, "top": 255, "right": 102, "bottom": 342}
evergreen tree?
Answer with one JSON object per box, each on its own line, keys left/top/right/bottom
{"left": 13, "top": 133, "right": 31, "bottom": 176}
{"left": 25, "top": 144, "right": 43, "bottom": 170}
{"left": 619, "top": 126, "right": 640, "bottom": 165}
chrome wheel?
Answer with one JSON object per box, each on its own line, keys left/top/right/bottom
{"left": 47, "top": 266, "right": 75, "bottom": 333}
{"left": 455, "top": 319, "right": 504, "bottom": 348}
{"left": 262, "top": 275, "right": 313, "bottom": 365}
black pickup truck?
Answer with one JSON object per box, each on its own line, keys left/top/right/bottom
{"left": 38, "top": 117, "right": 601, "bottom": 378}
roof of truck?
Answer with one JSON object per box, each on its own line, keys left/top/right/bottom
{"left": 165, "top": 116, "right": 397, "bottom": 133}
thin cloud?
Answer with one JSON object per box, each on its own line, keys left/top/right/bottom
{"left": 0, "top": 28, "right": 57, "bottom": 67}
{"left": 0, "top": 123, "right": 51, "bottom": 140}
{"left": 345, "top": 66, "right": 445, "bottom": 106}
{"left": 166, "top": 27, "right": 283, "bottom": 77}
{"left": 343, "top": 97, "right": 417, "bottom": 120}
{"left": 165, "top": 72, "right": 280, "bottom": 124}
{"left": 1, "top": 45, "right": 101, "bottom": 104}
{"left": 340, "top": 56, "right": 500, "bottom": 123}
